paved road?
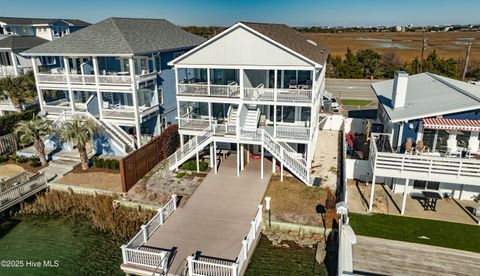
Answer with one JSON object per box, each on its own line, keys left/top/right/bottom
{"left": 325, "top": 78, "right": 378, "bottom": 101}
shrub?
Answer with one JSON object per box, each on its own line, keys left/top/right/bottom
{"left": 0, "top": 155, "right": 8, "bottom": 163}
{"left": 16, "top": 156, "right": 28, "bottom": 163}
{"left": 30, "top": 158, "right": 41, "bottom": 167}
{"left": 0, "top": 109, "right": 37, "bottom": 136}
{"left": 92, "top": 156, "right": 120, "bottom": 171}
{"left": 181, "top": 160, "right": 208, "bottom": 171}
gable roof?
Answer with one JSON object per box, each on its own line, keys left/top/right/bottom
{"left": 372, "top": 72, "right": 480, "bottom": 122}
{"left": 0, "top": 36, "right": 48, "bottom": 51}
{"left": 23, "top": 17, "right": 206, "bottom": 56}
{"left": 241, "top": 22, "right": 329, "bottom": 65}
{"left": 170, "top": 21, "right": 329, "bottom": 67}
{"left": 0, "top": 16, "right": 89, "bottom": 26}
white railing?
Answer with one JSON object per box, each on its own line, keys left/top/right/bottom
{"left": 98, "top": 75, "right": 132, "bottom": 85}
{"left": 370, "top": 133, "right": 480, "bottom": 185}
{"left": 44, "top": 104, "right": 71, "bottom": 114}
{"left": 136, "top": 71, "right": 157, "bottom": 82}
{"left": 0, "top": 65, "right": 18, "bottom": 77}
{"left": 0, "top": 98, "right": 12, "bottom": 105}
{"left": 107, "top": 123, "right": 136, "bottom": 149}
{"left": 36, "top": 73, "right": 68, "bottom": 83}
{"left": 186, "top": 205, "right": 263, "bottom": 276}
{"left": 167, "top": 126, "right": 214, "bottom": 170}
{"left": 178, "top": 83, "right": 209, "bottom": 96}
{"left": 244, "top": 86, "right": 274, "bottom": 101}
{"left": 101, "top": 108, "right": 136, "bottom": 119}
{"left": 178, "top": 117, "right": 211, "bottom": 131}
{"left": 121, "top": 195, "right": 177, "bottom": 271}
{"left": 210, "top": 84, "right": 240, "bottom": 98}
{"left": 69, "top": 74, "right": 96, "bottom": 85}
{"left": 275, "top": 125, "right": 310, "bottom": 140}
{"left": 276, "top": 89, "right": 312, "bottom": 102}
{"left": 337, "top": 207, "right": 355, "bottom": 276}
{"left": 0, "top": 173, "right": 48, "bottom": 213}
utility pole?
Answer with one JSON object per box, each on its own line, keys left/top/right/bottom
{"left": 420, "top": 31, "right": 427, "bottom": 73}
{"left": 462, "top": 41, "right": 472, "bottom": 81}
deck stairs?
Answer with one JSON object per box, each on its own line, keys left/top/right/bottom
{"left": 167, "top": 104, "right": 311, "bottom": 184}
{"left": 227, "top": 105, "right": 238, "bottom": 126}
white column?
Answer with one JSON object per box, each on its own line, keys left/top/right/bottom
{"left": 208, "top": 102, "right": 212, "bottom": 126}
{"left": 92, "top": 56, "right": 103, "bottom": 119}
{"left": 213, "top": 140, "right": 218, "bottom": 174}
{"left": 272, "top": 157, "right": 276, "bottom": 173}
{"left": 175, "top": 67, "right": 181, "bottom": 126}
{"left": 417, "top": 121, "right": 424, "bottom": 141}
{"left": 401, "top": 179, "right": 410, "bottom": 215}
{"left": 236, "top": 143, "right": 240, "bottom": 176}
{"left": 63, "top": 57, "right": 75, "bottom": 112}
{"left": 261, "top": 144, "right": 264, "bottom": 179}
{"left": 432, "top": 129, "right": 439, "bottom": 152}
{"left": 273, "top": 104, "right": 277, "bottom": 137}
{"left": 280, "top": 70, "right": 284, "bottom": 89}
{"left": 396, "top": 122, "right": 404, "bottom": 150}
{"left": 239, "top": 68, "right": 244, "bottom": 99}
{"left": 240, "top": 144, "right": 244, "bottom": 171}
{"left": 31, "top": 57, "right": 44, "bottom": 112}
{"left": 209, "top": 143, "right": 213, "bottom": 168}
{"left": 180, "top": 134, "right": 185, "bottom": 147}
{"left": 468, "top": 131, "right": 479, "bottom": 153}
{"left": 196, "top": 150, "right": 200, "bottom": 173}
{"left": 187, "top": 256, "right": 194, "bottom": 276}
{"left": 368, "top": 175, "right": 376, "bottom": 212}
{"left": 273, "top": 69, "right": 277, "bottom": 102}
{"left": 129, "top": 57, "right": 142, "bottom": 147}
{"left": 9, "top": 52, "right": 19, "bottom": 77}
{"left": 280, "top": 148, "right": 284, "bottom": 182}
{"left": 207, "top": 68, "right": 211, "bottom": 96}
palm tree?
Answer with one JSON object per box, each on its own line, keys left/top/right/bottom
{"left": 15, "top": 116, "right": 52, "bottom": 166}
{"left": 58, "top": 117, "right": 98, "bottom": 170}
{"left": 0, "top": 73, "right": 36, "bottom": 110}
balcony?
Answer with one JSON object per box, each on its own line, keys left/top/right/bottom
{"left": 35, "top": 71, "right": 156, "bottom": 87}
{"left": 101, "top": 105, "right": 159, "bottom": 121}
{"left": 370, "top": 133, "right": 480, "bottom": 186}
{"left": 43, "top": 99, "right": 71, "bottom": 114}
{"left": 0, "top": 65, "right": 27, "bottom": 77}
{"left": 244, "top": 85, "right": 312, "bottom": 103}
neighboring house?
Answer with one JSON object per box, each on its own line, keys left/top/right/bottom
{"left": 368, "top": 71, "right": 480, "bottom": 213}
{"left": 168, "top": 21, "right": 329, "bottom": 185}
{"left": 0, "top": 16, "right": 90, "bottom": 41}
{"left": 0, "top": 36, "right": 47, "bottom": 115}
{"left": 22, "top": 17, "right": 205, "bottom": 156}
{"left": 0, "top": 16, "right": 89, "bottom": 115}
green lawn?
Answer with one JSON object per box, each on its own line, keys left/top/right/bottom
{"left": 349, "top": 213, "right": 480, "bottom": 253}
{"left": 340, "top": 99, "right": 372, "bottom": 106}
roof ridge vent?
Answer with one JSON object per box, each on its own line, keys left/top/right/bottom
{"left": 427, "top": 72, "right": 480, "bottom": 102}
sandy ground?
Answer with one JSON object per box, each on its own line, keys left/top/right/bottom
{"left": 126, "top": 162, "right": 205, "bottom": 206}
{"left": 305, "top": 31, "right": 480, "bottom": 63}
{"left": 263, "top": 176, "right": 332, "bottom": 227}
{"left": 56, "top": 171, "right": 122, "bottom": 192}
{"left": 0, "top": 164, "right": 26, "bottom": 179}
{"left": 311, "top": 130, "right": 340, "bottom": 191}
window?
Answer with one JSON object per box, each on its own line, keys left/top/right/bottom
{"left": 276, "top": 106, "right": 295, "bottom": 123}
{"left": 158, "top": 88, "right": 163, "bottom": 105}
{"left": 41, "top": 56, "right": 56, "bottom": 66}
{"left": 23, "top": 27, "right": 29, "bottom": 33}
{"left": 5, "top": 27, "right": 12, "bottom": 34}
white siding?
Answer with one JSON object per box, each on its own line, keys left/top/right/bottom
{"left": 177, "top": 27, "right": 313, "bottom": 67}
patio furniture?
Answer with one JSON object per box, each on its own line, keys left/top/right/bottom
{"left": 405, "top": 138, "right": 414, "bottom": 154}
{"left": 421, "top": 191, "right": 442, "bottom": 211}
{"left": 416, "top": 140, "right": 426, "bottom": 153}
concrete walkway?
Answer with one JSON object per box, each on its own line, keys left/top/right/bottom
{"left": 353, "top": 235, "right": 480, "bottom": 275}
{"left": 145, "top": 155, "right": 272, "bottom": 275}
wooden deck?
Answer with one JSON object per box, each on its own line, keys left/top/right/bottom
{"left": 143, "top": 155, "right": 271, "bottom": 275}
{"left": 352, "top": 235, "right": 480, "bottom": 276}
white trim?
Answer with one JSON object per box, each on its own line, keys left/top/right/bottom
{"left": 390, "top": 104, "right": 480, "bottom": 123}
{"left": 169, "top": 22, "right": 322, "bottom": 68}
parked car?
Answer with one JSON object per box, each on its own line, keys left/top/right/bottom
{"left": 331, "top": 97, "right": 340, "bottom": 112}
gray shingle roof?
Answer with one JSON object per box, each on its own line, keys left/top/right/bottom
{"left": 372, "top": 72, "right": 480, "bottom": 122}
{"left": 0, "top": 16, "right": 90, "bottom": 26}
{"left": 0, "top": 36, "right": 48, "bottom": 51}
{"left": 23, "top": 17, "right": 206, "bottom": 56}
{"left": 242, "top": 22, "right": 329, "bottom": 66}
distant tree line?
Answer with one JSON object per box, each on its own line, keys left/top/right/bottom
{"left": 182, "top": 26, "right": 225, "bottom": 38}
{"left": 327, "top": 48, "right": 480, "bottom": 80}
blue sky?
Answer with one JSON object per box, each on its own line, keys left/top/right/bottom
{"left": 2, "top": 0, "right": 479, "bottom": 26}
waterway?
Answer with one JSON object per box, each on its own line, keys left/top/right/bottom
{"left": 0, "top": 215, "right": 123, "bottom": 276}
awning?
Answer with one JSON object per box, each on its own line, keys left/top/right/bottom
{"left": 422, "top": 117, "right": 480, "bottom": 132}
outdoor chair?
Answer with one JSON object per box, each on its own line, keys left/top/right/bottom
{"left": 405, "top": 138, "right": 414, "bottom": 154}
{"left": 416, "top": 140, "right": 426, "bottom": 154}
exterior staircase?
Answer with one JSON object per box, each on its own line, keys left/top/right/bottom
{"left": 227, "top": 105, "right": 238, "bottom": 126}
{"left": 40, "top": 158, "right": 80, "bottom": 181}
{"left": 243, "top": 107, "right": 260, "bottom": 131}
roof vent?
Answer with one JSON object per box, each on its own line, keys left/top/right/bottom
{"left": 307, "top": 39, "right": 317, "bottom": 46}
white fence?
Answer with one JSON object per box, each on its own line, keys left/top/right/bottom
{"left": 0, "top": 173, "right": 48, "bottom": 213}
{"left": 121, "top": 194, "right": 177, "bottom": 272}
{"left": 0, "top": 133, "right": 17, "bottom": 156}
{"left": 186, "top": 205, "right": 263, "bottom": 276}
